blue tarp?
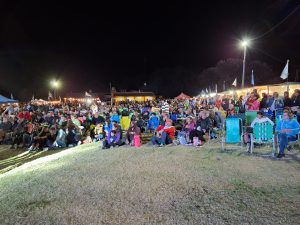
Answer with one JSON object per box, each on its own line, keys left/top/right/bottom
{"left": 0, "top": 95, "right": 18, "bottom": 104}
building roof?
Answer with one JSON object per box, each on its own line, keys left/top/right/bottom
{"left": 113, "top": 92, "right": 155, "bottom": 97}
{"left": 65, "top": 92, "right": 100, "bottom": 98}
{"left": 0, "top": 95, "right": 18, "bottom": 104}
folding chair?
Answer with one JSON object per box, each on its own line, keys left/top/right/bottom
{"left": 221, "top": 117, "right": 243, "bottom": 150}
{"left": 245, "top": 111, "right": 257, "bottom": 126}
{"left": 250, "top": 121, "right": 275, "bottom": 154}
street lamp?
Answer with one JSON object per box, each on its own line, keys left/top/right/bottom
{"left": 50, "top": 80, "right": 60, "bottom": 100}
{"left": 240, "top": 39, "right": 250, "bottom": 89}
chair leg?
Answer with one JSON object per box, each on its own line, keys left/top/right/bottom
{"left": 250, "top": 134, "right": 253, "bottom": 154}
{"left": 272, "top": 135, "right": 276, "bottom": 157}
{"left": 221, "top": 136, "right": 225, "bottom": 151}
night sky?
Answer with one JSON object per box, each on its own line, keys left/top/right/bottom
{"left": 0, "top": 0, "right": 299, "bottom": 99}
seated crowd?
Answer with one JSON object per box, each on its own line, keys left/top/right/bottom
{"left": 0, "top": 88, "right": 299, "bottom": 158}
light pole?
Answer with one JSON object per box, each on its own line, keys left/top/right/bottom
{"left": 240, "top": 39, "right": 249, "bottom": 89}
{"left": 51, "top": 80, "right": 60, "bottom": 100}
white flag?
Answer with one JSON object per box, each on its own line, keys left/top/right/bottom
{"left": 10, "top": 93, "right": 13, "bottom": 99}
{"left": 32, "top": 94, "right": 35, "bottom": 101}
{"left": 205, "top": 88, "right": 208, "bottom": 93}
{"left": 232, "top": 78, "right": 237, "bottom": 87}
{"left": 251, "top": 70, "right": 255, "bottom": 86}
{"left": 215, "top": 84, "right": 218, "bottom": 93}
{"left": 85, "top": 91, "right": 92, "bottom": 97}
{"left": 280, "top": 60, "right": 289, "bottom": 80}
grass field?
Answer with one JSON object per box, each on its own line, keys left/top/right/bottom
{"left": 0, "top": 142, "right": 300, "bottom": 225}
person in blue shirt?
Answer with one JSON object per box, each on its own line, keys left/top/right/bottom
{"left": 276, "top": 111, "right": 300, "bottom": 158}
{"left": 110, "top": 111, "right": 120, "bottom": 124}
{"left": 147, "top": 113, "right": 159, "bottom": 133}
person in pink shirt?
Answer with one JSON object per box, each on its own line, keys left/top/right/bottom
{"left": 247, "top": 94, "right": 260, "bottom": 111}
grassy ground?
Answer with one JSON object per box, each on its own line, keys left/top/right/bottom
{"left": 0, "top": 145, "right": 65, "bottom": 174}
{"left": 0, "top": 142, "right": 299, "bottom": 225}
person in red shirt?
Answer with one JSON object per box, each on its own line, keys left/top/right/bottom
{"left": 18, "top": 110, "right": 32, "bottom": 121}
{"left": 151, "top": 119, "right": 175, "bottom": 146}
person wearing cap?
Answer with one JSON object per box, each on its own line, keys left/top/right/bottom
{"left": 151, "top": 119, "right": 175, "bottom": 146}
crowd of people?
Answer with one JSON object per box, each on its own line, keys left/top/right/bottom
{"left": 0, "top": 88, "right": 300, "bottom": 158}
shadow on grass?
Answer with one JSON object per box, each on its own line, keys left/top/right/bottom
{"left": 219, "top": 144, "right": 300, "bottom": 164}
{"left": 0, "top": 147, "right": 66, "bottom": 174}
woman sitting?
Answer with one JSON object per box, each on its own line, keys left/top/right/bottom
{"left": 275, "top": 111, "right": 300, "bottom": 158}
{"left": 177, "top": 116, "right": 195, "bottom": 145}
{"left": 125, "top": 120, "right": 141, "bottom": 146}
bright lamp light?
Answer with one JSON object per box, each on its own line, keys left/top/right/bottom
{"left": 51, "top": 80, "right": 60, "bottom": 88}
{"left": 240, "top": 39, "right": 250, "bottom": 48}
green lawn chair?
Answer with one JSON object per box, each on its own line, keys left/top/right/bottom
{"left": 250, "top": 121, "right": 275, "bottom": 154}
{"left": 234, "top": 106, "right": 239, "bottom": 114}
{"left": 245, "top": 111, "right": 258, "bottom": 126}
{"left": 221, "top": 117, "right": 243, "bottom": 150}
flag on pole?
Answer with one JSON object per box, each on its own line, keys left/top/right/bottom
{"left": 251, "top": 70, "right": 255, "bottom": 86}
{"left": 205, "top": 88, "right": 208, "bottom": 93}
{"left": 48, "top": 91, "right": 53, "bottom": 100}
{"left": 32, "top": 94, "right": 35, "bottom": 101}
{"left": 223, "top": 81, "right": 225, "bottom": 91}
{"left": 85, "top": 91, "right": 92, "bottom": 97}
{"left": 232, "top": 78, "right": 237, "bottom": 87}
{"left": 280, "top": 59, "right": 289, "bottom": 80}
{"left": 209, "top": 86, "right": 211, "bottom": 94}
{"left": 10, "top": 93, "right": 13, "bottom": 99}
{"left": 215, "top": 84, "right": 218, "bottom": 93}
{"left": 59, "top": 96, "right": 62, "bottom": 102}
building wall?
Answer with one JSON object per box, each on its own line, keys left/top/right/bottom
{"left": 114, "top": 96, "right": 155, "bottom": 102}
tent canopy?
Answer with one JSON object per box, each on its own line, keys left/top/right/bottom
{"left": 175, "top": 92, "right": 191, "bottom": 100}
{"left": 0, "top": 95, "right": 18, "bottom": 104}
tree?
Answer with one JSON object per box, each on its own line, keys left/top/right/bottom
{"left": 198, "top": 58, "right": 277, "bottom": 90}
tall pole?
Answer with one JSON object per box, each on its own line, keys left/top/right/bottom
{"left": 110, "top": 82, "right": 113, "bottom": 107}
{"left": 242, "top": 45, "right": 246, "bottom": 89}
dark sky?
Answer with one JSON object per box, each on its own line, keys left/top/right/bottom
{"left": 0, "top": 0, "right": 299, "bottom": 99}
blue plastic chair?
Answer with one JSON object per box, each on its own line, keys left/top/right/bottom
{"left": 221, "top": 117, "right": 243, "bottom": 150}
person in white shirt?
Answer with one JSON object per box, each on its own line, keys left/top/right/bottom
{"left": 250, "top": 111, "right": 274, "bottom": 128}
{"left": 244, "top": 111, "right": 274, "bottom": 152}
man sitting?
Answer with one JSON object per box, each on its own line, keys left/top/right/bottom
{"left": 151, "top": 119, "right": 175, "bottom": 147}
{"left": 276, "top": 111, "right": 300, "bottom": 158}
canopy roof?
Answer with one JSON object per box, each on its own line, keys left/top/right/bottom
{"left": 175, "top": 92, "right": 191, "bottom": 100}
{"left": 0, "top": 95, "right": 18, "bottom": 104}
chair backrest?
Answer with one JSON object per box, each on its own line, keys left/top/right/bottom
{"left": 276, "top": 115, "right": 297, "bottom": 126}
{"left": 275, "top": 108, "right": 284, "bottom": 117}
{"left": 253, "top": 121, "right": 273, "bottom": 143}
{"left": 226, "top": 118, "right": 242, "bottom": 143}
{"left": 234, "top": 106, "right": 239, "bottom": 113}
{"left": 217, "top": 110, "right": 227, "bottom": 119}
{"left": 245, "top": 111, "right": 258, "bottom": 126}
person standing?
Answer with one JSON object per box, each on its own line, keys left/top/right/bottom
{"left": 283, "top": 91, "right": 292, "bottom": 108}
